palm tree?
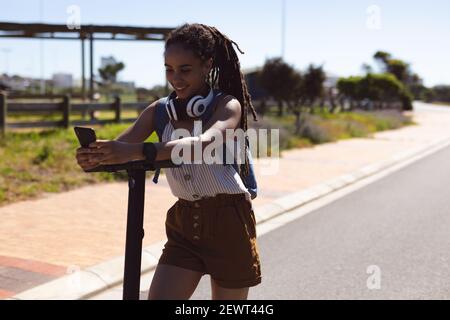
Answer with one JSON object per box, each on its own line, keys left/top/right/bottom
{"left": 98, "top": 61, "right": 125, "bottom": 101}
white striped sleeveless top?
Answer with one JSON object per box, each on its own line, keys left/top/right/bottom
{"left": 162, "top": 121, "right": 250, "bottom": 201}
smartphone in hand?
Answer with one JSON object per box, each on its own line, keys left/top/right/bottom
{"left": 74, "top": 126, "right": 97, "bottom": 148}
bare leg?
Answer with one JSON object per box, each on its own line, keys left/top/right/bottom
{"left": 148, "top": 264, "right": 204, "bottom": 300}
{"left": 210, "top": 278, "right": 249, "bottom": 300}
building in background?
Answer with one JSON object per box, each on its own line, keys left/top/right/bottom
{"left": 0, "top": 74, "right": 32, "bottom": 91}
{"left": 52, "top": 73, "right": 73, "bottom": 89}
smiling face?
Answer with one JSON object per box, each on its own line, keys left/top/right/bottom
{"left": 164, "top": 43, "right": 213, "bottom": 100}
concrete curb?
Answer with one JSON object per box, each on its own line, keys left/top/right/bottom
{"left": 11, "top": 135, "right": 450, "bottom": 300}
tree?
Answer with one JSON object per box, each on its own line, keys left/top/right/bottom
{"left": 98, "top": 60, "right": 125, "bottom": 101}
{"left": 432, "top": 85, "right": 450, "bottom": 102}
{"left": 337, "top": 73, "right": 412, "bottom": 111}
{"left": 373, "top": 51, "right": 392, "bottom": 69}
{"left": 422, "top": 88, "right": 436, "bottom": 102}
{"left": 259, "top": 57, "right": 306, "bottom": 133}
{"left": 302, "top": 64, "right": 326, "bottom": 113}
{"left": 98, "top": 62, "right": 125, "bottom": 84}
{"left": 258, "top": 57, "right": 295, "bottom": 117}
{"left": 337, "top": 76, "right": 362, "bottom": 110}
{"left": 373, "top": 51, "right": 422, "bottom": 101}
{"left": 286, "top": 71, "right": 306, "bottom": 134}
{"left": 361, "top": 63, "right": 374, "bottom": 75}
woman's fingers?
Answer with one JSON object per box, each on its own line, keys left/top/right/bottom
{"left": 76, "top": 151, "right": 100, "bottom": 164}
{"left": 84, "top": 153, "right": 108, "bottom": 165}
{"left": 82, "top": 163, "right": 99, "bottom": 170}
{"left": 77, "top": 146, "right": 108, "bottom": 154}
{"left": 76, "top": 148, "right": 103, "bottom": 171}
{"left": 78, "top": 158, "right": 93, "bottom": 167}
{"left": 98, "top": 154, "right": 116, "bottom": 165}
{"left": 76, "top": 158, "right": 94, "bottom": 169}
{"left": 89, "top": 146, "right": 110, "bottom": 157}
{"left": 89, "top": 140, "right": 110, "bottom": 149}
{"left": 76, "top": 141, "right": 115, "bottom": 170}
{"left": 76, "top": 148, "right": 107, "bottom": 166}
{"left": 76, "top": 152, "right": 94, "bottom": 162}
{"left": 77, "top": 148, "right": 94, "bottom": 156}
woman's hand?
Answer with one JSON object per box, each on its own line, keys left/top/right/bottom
{"left": 75, "top": 140, "right": 142, "bottom": 170}
{"left": 76, "top": 147, "right": 100, "bottom": 171}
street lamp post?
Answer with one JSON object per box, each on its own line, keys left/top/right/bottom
{"left": 281, "top": 0, "right": 286, "bottom": 59}
{"left": 39, "top": 0, "right": 46, "bottom": 95}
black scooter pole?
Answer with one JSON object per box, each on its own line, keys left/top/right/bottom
{"left": 123, "top": 169, "right": 146, "bottom": 300}
{"left": 85, "top": 160, "right": 177, "bottom": 300}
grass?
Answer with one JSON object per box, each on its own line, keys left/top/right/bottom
{"left": 0, "top": 106, "right": 414, "bottom": 207}
{"left": 253, "top": 107, "right": 415, "bottom": 150}
{"left": 0, "top": 123, "right": 158, "bottom": 206}
{"left": 308, "top": 109, "right": 414, "bottom": 141}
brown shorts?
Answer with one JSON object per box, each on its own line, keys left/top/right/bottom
{"left": 158, "top": 193, "right": 262, "bottom": 289}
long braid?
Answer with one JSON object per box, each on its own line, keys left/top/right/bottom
{"left": 166, "top": 23, "right": 258, "bottom": 176}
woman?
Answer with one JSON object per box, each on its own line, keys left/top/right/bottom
{"left": 76, "top": 23, "right": 261, "bottom": 300}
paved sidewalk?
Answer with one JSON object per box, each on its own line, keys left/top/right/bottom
{"left": 2, "top": 102, "right": 450, "bottom": 299}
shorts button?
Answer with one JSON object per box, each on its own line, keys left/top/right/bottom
{"left": 194, "top": 202, "right": 200, "bottom": 208}
{"left": 184, "top": 174, "right": 191, "bottom": 181}
{"left": 193, "top": 235, "right": 200, "bottom": 241}
{"left": 193, "top": 222, "right": 199, "bottom": 228}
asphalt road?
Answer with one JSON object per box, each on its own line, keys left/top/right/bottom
{"left": 191, "top": 143, "right": 450, "bottom": 299}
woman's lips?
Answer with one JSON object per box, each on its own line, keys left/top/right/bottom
{"left": 174, "top": 85, "right": 188, "bottom": 93}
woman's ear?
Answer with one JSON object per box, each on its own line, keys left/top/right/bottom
{"left": 203, "top": 57, "right": 213, "bottom": 75}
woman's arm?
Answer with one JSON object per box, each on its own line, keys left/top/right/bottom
{"left": 153, "top": 95, "right": 240, "bottom": 162}
{"left": 76, "top": 100, "right": 158, "bottom": 169}
{"left": 115, "top": 100, "right": 158, "bottom": 143}
{"left": 83, "top": 96, "right": 241, "bottom": 166}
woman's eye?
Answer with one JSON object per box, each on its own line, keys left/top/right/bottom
{"left": 165, "top": 69, "right": 190, "bottom": 74}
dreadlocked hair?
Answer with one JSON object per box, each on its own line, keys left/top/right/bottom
{"left": 165, "top": 23, "right": 258, "bottom": 176}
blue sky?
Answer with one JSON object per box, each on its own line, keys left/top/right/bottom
{"left": 1, "top": 0, "right": 449, "bottom": 88}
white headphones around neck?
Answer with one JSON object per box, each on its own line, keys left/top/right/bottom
{"left": 165, "top": 87, "right": 214, "bottom": 121}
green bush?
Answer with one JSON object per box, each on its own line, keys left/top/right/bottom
{"left": 300, "top": 116, "right": 334, "bottom": 143}
{"left": 265, "top": 108, "right": 413, "bottom": 148}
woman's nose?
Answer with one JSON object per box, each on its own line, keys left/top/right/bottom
{"left": 173, "top": 72, "right": 184, "bottom": 82}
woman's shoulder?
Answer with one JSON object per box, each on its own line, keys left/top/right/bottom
{"left": 214, "top": 90, "right": 240, "bottom": 109}
{"left": 214, "top": 89, "right": 235, "bottom": 100}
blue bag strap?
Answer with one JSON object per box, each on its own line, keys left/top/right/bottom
{"left": 152, "top": 97, "right": 169, "bottom": 184}
{"left": 231, "top": 136, "right": 257, "bottom": 199}
{"left": 154, "top": 97, "right": 169, "bottom": 140}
